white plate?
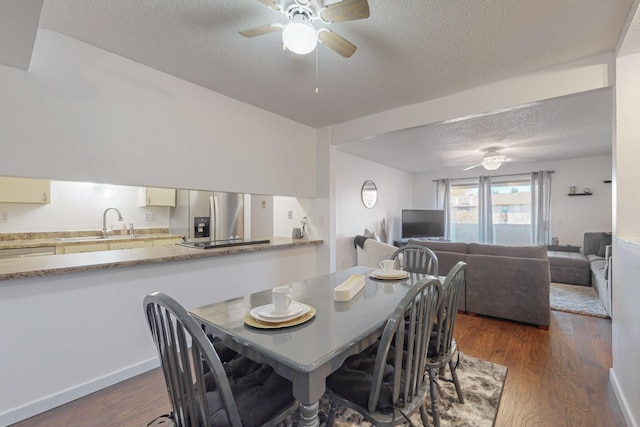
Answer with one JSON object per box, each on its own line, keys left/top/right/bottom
{"left": 250, "top": 302, "right": 308, "bottom": 323}
{"left": 259, "top": 301, "right": 304, "bottom": 319}
{"left": 370, "top": 269, "right": 410, "bottom": 280}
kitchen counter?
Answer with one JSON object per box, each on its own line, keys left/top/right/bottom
{"left": 0, "top": 237, "right": 323, "bottom": 281}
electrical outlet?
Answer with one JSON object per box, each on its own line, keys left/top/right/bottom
{"left": 318, "top": 215, "right": 324, "bottom": 225}
{"left": 261, "top": 200, "right": 266, "bottom": 209}
{"left": 143, "top": 212, "right": 154, "bottom": 221}
{"left": 1, "top": 211, "right": 9, "bottom": 222}
{"left": 288, "top": 211, "right": 292, "bottom": 219}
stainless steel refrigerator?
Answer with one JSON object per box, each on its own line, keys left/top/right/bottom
{"left": 170, "top": 189, "right": 244, "bottom": 243}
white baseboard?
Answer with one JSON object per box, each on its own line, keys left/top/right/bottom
{"left": 610, "top": 368, "right": 638, "bottom": 427}
{"left": 0, "top": 358, "right": 160, "bottom": 427}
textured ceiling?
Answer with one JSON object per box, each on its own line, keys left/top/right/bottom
{"left": 337, "top": 88, "right": 614, "bottom": 172}
{"left": 37, "top": 0, "right": 632, "bottom": 128}
{"left": 5, "top": 0, "right": 634, "bottom": 172}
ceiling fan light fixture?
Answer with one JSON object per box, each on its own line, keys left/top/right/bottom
{"left": 482, "top": 154, "right": 507, "bottom": 170}
{"left": 482, "top": 160, "right": 502, "bottom": 170}
{"left": 282, "top": 22, "right": 317, "bottom": 55}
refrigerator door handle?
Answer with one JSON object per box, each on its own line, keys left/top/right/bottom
{"left": 209, "top": 195, "right": 219, "bottom": 241}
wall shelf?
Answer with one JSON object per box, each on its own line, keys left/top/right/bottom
{"left": 568, "top": 193, "right": 593, "bottom": 196}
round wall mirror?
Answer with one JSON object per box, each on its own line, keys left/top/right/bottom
{"left": 361, "top": 180, "right": 378, "bottom": 208}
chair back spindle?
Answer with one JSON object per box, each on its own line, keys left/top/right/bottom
{"left": 145, "top": 293, "right": 242, "bottom": 426}
{"left": 391, "top": 244, "right": 439, "bottom": 275}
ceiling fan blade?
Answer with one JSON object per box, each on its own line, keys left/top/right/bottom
{"left": 318, "top": 29, "right": 357, "bottom": 58}
{"left": 257, "top": 0, "right": 281, "bottom": 11}
{"left": 239, "top": 24, "right": 283, "bottom": 38}
{"left": 463, "top": 163, "right": 483, "bottom": 171}
{"left": 320, "top": 0, "right": 370, "bottom": 23}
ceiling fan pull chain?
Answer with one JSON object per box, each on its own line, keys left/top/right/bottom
{"left": 315, "top": 47, "right": 319, "bottom": 94}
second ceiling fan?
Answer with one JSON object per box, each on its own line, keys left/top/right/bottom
{"left": 463, "top": 148, "right": 509, "bottom": 171}
{"left": 239, "top": 0, "right": 370, "bottom": 58}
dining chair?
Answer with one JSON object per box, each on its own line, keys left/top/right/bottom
{"left": 325, "top": 277, "right": 443, "bottom": 426}
{"left": 390, "top": 244, "right": 439, "bottom": 275}
{"left": 426, "top": 261, "right": 467, "bottom": 427}
{"left": 143, "top": 292, "right": 298, "bottom": 427}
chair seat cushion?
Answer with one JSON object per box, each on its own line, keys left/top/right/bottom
{"left": 206, "top": 355, "right": 295, "bottom": 427}
{"left": 326, "top": 342, "right": 397, "bottom": 413}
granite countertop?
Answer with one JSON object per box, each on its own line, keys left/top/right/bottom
{"left": 0, "top": 237, "right": 323, "bottom": 281}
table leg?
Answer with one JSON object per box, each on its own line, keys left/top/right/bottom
{"left": 298, "top": 401, "right": 320, "bottom": 427}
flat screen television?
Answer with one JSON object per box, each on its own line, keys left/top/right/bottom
{"left": 401, "top": 209, "right": 445, "bottom": 238}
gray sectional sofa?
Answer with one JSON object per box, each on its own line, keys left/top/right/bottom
{"left": 409, "top": 240, "right": 550, "bottom": 328}
{"left": 547, "top": 232, "right": 612, "bottom": 295}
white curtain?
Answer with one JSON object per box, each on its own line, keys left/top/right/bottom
{"left": 531, "top": 171, "right": 552, "bottom": 245}
{"left": 478, "top": 175, "right": 493, "bottom": 244}
{"left": 435, "top": 179, "right": 450, "bottom": 240}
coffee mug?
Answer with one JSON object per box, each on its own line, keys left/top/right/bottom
{"left": 272, "top": 286, "right": 292, "bottom": 313}
{"left": 379, "top": 259, "right": 395, "bottom": 272}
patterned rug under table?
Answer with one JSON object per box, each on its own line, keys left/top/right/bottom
{"left": 291, "top": 353, "right": 507, "bottom": 427}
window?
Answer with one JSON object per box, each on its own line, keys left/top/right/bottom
{"left": 449, "top": 180, "right": 479, "bottom": 243}
{"left": 490, "top": 178, "right": 531, "bottom": 245}
{"left": 447, "top": 176, "right": 532, "bottom": 244}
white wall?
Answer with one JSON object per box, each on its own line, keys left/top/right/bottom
{"left": 612, "top": 40, "right": 640, "bottom": 426}
{"left": 335, "top": 152, "right": 412, "bottom": 270}
{"left": 273, "top": 196, "right": 313, "bottom": 238}
{"left": 250, "top": 195, "right": 274, "bottom": 239}
{"left": 412, "top": 155, "right": 613, "bottom": 246}
{"left": 0, "top": 30, "right": 316, "bottom": 198}
{"left": 0, "top": 181, "right": 170, "bottom": 233}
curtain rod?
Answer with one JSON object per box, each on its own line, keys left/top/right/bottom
{"left": 433, "top": 170, "right": 554, "bottom": 182}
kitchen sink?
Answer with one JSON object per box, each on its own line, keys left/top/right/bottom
{"left": 56, "top": 235, "right": 137, "bottom": 241}
{"left": 56, "top": 236, "right": 105, "bottom": 241}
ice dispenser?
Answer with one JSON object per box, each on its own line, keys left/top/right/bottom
{"left": 193, "top": 216, "right": 210, "bottom": 239}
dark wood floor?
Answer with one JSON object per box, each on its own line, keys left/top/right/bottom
{"left": 12, "top": 311, "right": 626, "bottom": 427}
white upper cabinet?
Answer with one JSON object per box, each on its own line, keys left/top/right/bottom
{"left": 138, "top": 187, "right": 176, "bottom": 207}
{"left": 0, "top": 177, "right": 51, "bottom": 204}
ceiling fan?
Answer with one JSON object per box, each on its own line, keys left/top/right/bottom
{"left": 463, "top": 148, "right": 509, "bottom": 171}
{"left": 239, "top": 0, "right": 370, "bottom": 58}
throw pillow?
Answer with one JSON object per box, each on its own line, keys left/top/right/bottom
{"left": 597, "top": 233, "right": 612, "bottom": 257}
{"left": 363, "top": 228, "right": 381, "bottom": 242}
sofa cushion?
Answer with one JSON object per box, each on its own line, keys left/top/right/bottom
{"left": 583, "top": 232, "right": 609, "bottom": 256}
{"left": 468, "top": 243, "right": 547, "bottom": 259}
{"left": 597, "top": 233, "right": 612, "bottom": 257}
{"left": 547, "top": 250, "right": 590, "bottom": 285}
{"left": 590, "top": 258, "right": 607, "bottom": 277}
{"left": 547, "top": 251, "right": 589, "bottom": 268}
{"left": 407, "top": 239, "right": 468, "bottom": 254}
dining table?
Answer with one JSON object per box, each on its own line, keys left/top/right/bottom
{"left": 189, "top": 265, "right": 440, "bottom": 427}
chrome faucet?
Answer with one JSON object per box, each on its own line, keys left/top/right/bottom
{"left": 102, "top": 208, "right": 124, "bottom": 238}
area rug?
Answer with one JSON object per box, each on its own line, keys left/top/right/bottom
{"left": 550, "top": 282, "right": 609, "bottom": 318}
{"left": 294, "top": 353, "right": 507, "bottom": 426}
